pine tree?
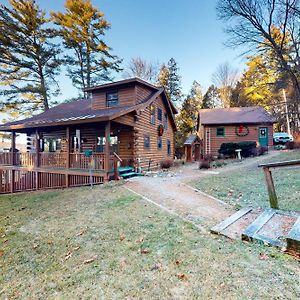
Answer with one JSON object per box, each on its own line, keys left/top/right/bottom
{"left": 52, "top": 0, "right": 122, "bottom": 95}
{"left": 0, "top": 0, "right": 62, "bottom": 116}
{"left": 202, "top": 85, "right": 221, "bottom": 108}
{"left": 175, "top": 81, "right": 203, "bottom": 156}
{"left": 158, "top": 58, "right": 182, "bottom": 105}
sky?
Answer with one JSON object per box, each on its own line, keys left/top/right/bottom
{"left": 0, "top": 0, "right": 247, "bottom": 103}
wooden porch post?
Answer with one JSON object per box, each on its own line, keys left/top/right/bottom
{"left": 11, "top": 131, "right": 16, "bottom": 166}
{"left": 35, "top": 129, "right": 40, "bottom": 167}
{"left": 10, "top": 131, "right": 16, "bottom": 193}
{"left": 35, "top": 129, "right": 40, "bottom": 190}
{"left": 104, "top": 121, "right": 111, "bottom": 178}
{"left": 66, "top": 127, "right": 70, "bottom": 187}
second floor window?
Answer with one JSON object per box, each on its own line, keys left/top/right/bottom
{"left": 157, "top": 108, "right": 162, "bottom": 121}
{"left": 164, "top": 112, "right": 168, "bottom": 129}
{"left": 150, "top": 104, "right": 155, "bottom": 124}
{"left": 106, "top": 91, "right": 118, "bottom": 107}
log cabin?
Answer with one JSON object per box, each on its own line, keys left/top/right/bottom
{"left": 0, "top": 78, "right": 177, "bottom": 194}
{"left": 197, "top": 107, "right": 276, "bottom": 157}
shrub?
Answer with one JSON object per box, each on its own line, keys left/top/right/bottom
{"left": 203, "top": 154, "right": 214, "bottom": 162}
{"left": 218, "top": 141, "right": 257, "bottom": 158}
{"left": 160, "top": 159, "right": 173, "bottom": 169}
{"left": 199, "top": 160, "right": 210, "bottom": 169}
{"left": 286, "top": 141, "right": 300, "bottom": 149}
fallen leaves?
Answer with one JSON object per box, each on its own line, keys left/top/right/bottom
{"left": 140, "top": 248, "right": 150, "bottom": 254}
{"left": 83, "top": 256, "right": 97, "bottom": 264}
{"left": 64, "top": 251, "right": 72, "bottom": 261}
{"left": 119, "top": 234, "right": 125, "bottom": 241}
{"left": 33, "top": 244, "right": 39, "bottom": 249}
{"left": 76, "top": 228, "right": 87, "bottom": 236}
{"left": 177, "top": 273, "right": 188, "bottom": 281}
{"left": 0, "top": 249, "right": 4, "bottom": 257}
{"left": 258, "top": 253, "right": 269, "bottom": 260}
{"left": 175, "top": 259, "right": 181, "bottom": 266}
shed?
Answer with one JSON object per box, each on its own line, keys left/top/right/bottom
{"left": 184, "top": 134, "right": 202, "bottom": 162}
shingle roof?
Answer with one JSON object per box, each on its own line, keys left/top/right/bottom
{"left": 199, "top": 107, "right": 276, "bottom": 125}
{"left": 0, "top": 82, "right": 177, "bottom": 131}
{"left": 184, "top": 134, "right": 200, "bottom": 145}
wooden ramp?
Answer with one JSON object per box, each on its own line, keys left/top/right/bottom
{"left": 211, "top": 207, "right": 300, "bottom": 256}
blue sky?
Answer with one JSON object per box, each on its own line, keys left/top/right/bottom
{"left": 1, "top": 0, "right": 246, "bottom": 101}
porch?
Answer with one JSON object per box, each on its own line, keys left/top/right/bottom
{"left": 0, "top": 120, "right": 135, "bottom": 194}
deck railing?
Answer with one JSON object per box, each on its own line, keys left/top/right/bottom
{"left": 39, "top": 153, "right": 67, "bottom": 168}
{"left": 0, "top": 152, "right": 106, "bottom": 170}
{"left": 0, "top": 152, "right": 12, "bottom": 166}
{"left": 70, "top": 153, "right": 105, "bottom": 170}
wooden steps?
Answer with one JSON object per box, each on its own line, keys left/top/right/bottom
{"left": 211, "top": 208, "right": 300, "bottom": 255}
{"left": 118, "top": 167, "right": 139, "bottom": 179}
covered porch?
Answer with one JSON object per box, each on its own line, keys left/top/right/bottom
{"left": 0, "top": 120, "right": 135, "bottom": 193}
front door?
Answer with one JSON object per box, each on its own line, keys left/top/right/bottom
{"left": 194, "top": 144, "right": 200, "bottom": 161}
{"left": 259, "top": 127, "right": 268, "bottom": 147}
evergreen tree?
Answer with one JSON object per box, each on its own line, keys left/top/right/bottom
{"left": 52, "top": 0, "right": 122, "bottom": 94}
{"left": 202, "top": 85, "right": 221, "bottom": 108}
{"left": 158, "top": 58, "right": 182, "bottom": 105}
{"left": 175, "top": 81, "right": 203, "bottom": 156}
{"left": 0, "top": 0, "right": 62, "bottom": 115}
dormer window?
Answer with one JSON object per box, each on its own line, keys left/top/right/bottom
{"left": 106, "top": 91, "right": 118, "bottom": 107}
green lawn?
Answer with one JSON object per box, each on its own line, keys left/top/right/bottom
{"left": 0, "top": 183, "right": 299, "bottom": 299}
{"left": 192, "top": 150, "right": 300, "bottom": 212}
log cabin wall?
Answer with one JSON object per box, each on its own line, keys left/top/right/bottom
{"left": 91, "top": 85, "right": 136, "bottom": 110}
{"left": 134, "top": 95, "right": 175, "bottom": 171}
{"left": 202, "top": 124, "right": 274, "bottom": 156}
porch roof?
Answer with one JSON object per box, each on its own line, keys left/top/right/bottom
{"left": 0, "top": 98, "right": 139, "bottom": 131}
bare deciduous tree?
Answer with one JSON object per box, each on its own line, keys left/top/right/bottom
{"left": 217, "top": 0, "right": 300, "bottom": 98}
{"left": 123, "top": 57, "right": 159, "bottom": 83}
{"left": 212, "top": 62, "right": 239, "bottom": 107}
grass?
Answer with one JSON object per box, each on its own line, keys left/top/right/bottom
{"left": 191, "top": 150, "right": 300, "bottom": 211}
{"left": 0, "top": 183, "right": 299, "bottom": 299}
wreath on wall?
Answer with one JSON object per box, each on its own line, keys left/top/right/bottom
{"left": 157, "top": 124, "right": 164, "bottom": 136}
{"left": 235, "top": 125, "right": 249, "bottom": 137}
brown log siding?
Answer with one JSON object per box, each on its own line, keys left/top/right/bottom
{"left": 202, "top": 124, "right": 273, "bottom": 156}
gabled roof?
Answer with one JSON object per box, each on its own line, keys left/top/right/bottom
{"left": 0, "top": 80, "right": 177, "bottom": 131}
{"left": 184, "top": 134, "right": 200, "bottom": 145}
{"left": 199, "top": 106, "right": 276, "bottom": 125}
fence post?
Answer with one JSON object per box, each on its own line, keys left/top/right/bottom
{"left": 263, "top": 167, "right": 278, "bottom": 209}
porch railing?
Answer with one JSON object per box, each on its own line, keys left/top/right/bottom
{"left": 70, "top": 153, "right": 105, "bottom": 170}
{"left": 0, "top": 152, "right": 105, "bottom": 170}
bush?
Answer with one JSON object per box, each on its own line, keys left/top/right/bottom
{"left": 203, "top": 154, "right": 214, "bottom": 162}
{"left": 160, "top": 159, "right": 173, "bottom": 169}
{"left": 199, "top": 160, "right": 210, "bottom": 169}
{"left": 286, "top": 141, "right": 300, "bottom": 149}
{"left": 218, "top": 141, "right": 257, "bottom": 158}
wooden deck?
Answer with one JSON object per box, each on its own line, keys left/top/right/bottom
{"left": 0, "top": 152, "right": 112, "bottom": 194}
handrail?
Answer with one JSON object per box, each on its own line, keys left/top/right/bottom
{"left": 259, "top": 159, "right": 300, "bottom": 168}
{"left": 258, "top": 159, "right": 300, "bottom": 209}
{"left": 113, "top": 152, "right": 122, "bottom": 162}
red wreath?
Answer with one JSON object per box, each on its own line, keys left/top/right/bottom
{"left": 157, "top": 124, "right": 164, "bottom": 136}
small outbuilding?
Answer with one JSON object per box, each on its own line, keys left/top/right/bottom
{"left": 184, "top": 134, "right": 202, "bottom": 162}
{"left": 197, "top": 106, "right": 276, "bottom": 156}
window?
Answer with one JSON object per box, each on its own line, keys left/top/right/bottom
{"left": 144, "top": 135, "right": 150, "bottom": 149}
{"left": 157, "top": 137, "right": 162, "bottom": 150}
{"left": 216, "top": 127, "right": 225, "bottom": 137}
{"left": 150, "top": 104, "right": 155, "bottom": 124}
{"left": 163, "top": 112, "right": 168, "bottom": 129}
{"left": 43, "top": 138, "right": 61, "bottom": 152}
{"left": 96, "top": 136, "right": 118, "bottom": 154}
{"left": 106, "top": 91, "right": 118, "bottom": 107}
{"left": 157, "top": 108, "right": 162, "bottom": 121}
{"left": 167, "top": 140, "right": 171, "bottom": 156}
